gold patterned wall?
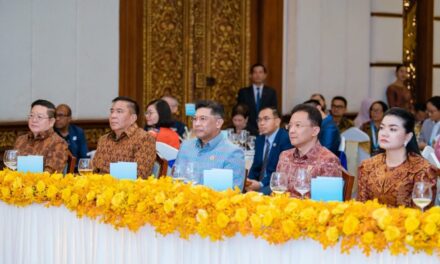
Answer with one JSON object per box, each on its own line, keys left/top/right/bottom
{"left": 143, "top": 0, "right": 250, "bottom": 121}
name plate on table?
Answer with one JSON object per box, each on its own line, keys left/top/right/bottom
{"left": 311, "top": 177, "right": 343, "bottom": 202}
{"left": 110, "top": 162, "right": 137, "bottom": 180}
{"left": 203, "top": 169, "right": 233, "bottom": 191}
{"left": 17, "top": 156, "right": 44, "bottom": 173}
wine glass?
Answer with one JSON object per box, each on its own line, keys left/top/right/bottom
{"left": 293, "top": 168, "right": 311, "bottom": 199}
{"left": 184, "top": 162, "right": 198, "bottom": 184}
{"left": 412, "top": 182, "right": 432, "bottom": 211}
{"left": 238, "top": 130, "right": 249, "bottom": 150}
{"left": 78, "top": 158, "right": 93, "bottom": 175}
{"left": 270, "top": 172, "right": 288, "bottom": 194}
{"left": 3, "top": 150, "right": 18, "bottom": 170}
{"left": 247, "top": 136, "right": 256, "bottom": 151}
{"left": 171, "top": 163, "right": 185, "bottom": 181}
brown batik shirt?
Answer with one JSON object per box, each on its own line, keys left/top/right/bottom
{"left": 14, "top": 128, "right": 69, "bottom": 173}
{"left": 92, "top": 124, "right": 156, "bottom": 179}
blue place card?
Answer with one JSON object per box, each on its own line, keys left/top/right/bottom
{"left": 110, "top": 162, "right": 137, "bottom": 180}
{"left": 311, "top": 177, "right": 343, "bottom": 202}
{"left": 203, "top": 169, "right": 233, "bottom": 191}
{"left": 185, "top": 103, "right": 196, "bottom": 117}
{"left": 17, "top": 156, "right": 44, "bottom": 173}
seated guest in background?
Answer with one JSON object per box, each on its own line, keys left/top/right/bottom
{"left": 358, "top": 108, "right": 437, "bottom": 207}
{"left": 54, "top": 104, "right": 88, "bottom": 169}
{"left": 92, "top": 96, "right": 156, "bottom": 179}
{"left": 14, "top": 99, "right": 68, "bottom": 173}
{"left": 245, "top": 107, "right": 292, "bottom": 194}
{"left": 175, "top": 100, "right": 245, "bottom": 189}
{"left": 310, "top": 93, "right": 327, "bottom": 114}
{"left": 412, "top": 102, "right": 427, "bottom": 139}
{"left": 386, "top": 64, "right": 412, "bottom": 110}
{"left": 162, "top": 95, "right": 187, "bottom": 138}
{"left": 145, "top": 99, "right": 180, "bottom": 149}
{"left": 330, "top": 96, "right": 353, "bottom": 133}
{"left": 354, "top": 98, "right": 375, "bottom": 128}
{"left": 304, "top": 99, "right": 341, "bottom": 155}
{"left": 277, "top": 104, "right": 341, "bottom": 198}
{"left": 361, "top": 101, "right": 388, "bottom": 156}
{"left": 418, "top": 96, "right": 440, "bottom": 149}
{"left": 230, "top": 104, "right": 258, "bottom": 136}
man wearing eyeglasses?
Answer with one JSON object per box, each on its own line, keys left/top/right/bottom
{"left": 14, "top": 99, "right": 69, "bottom": 173}
{"left": 175, "top": 100, "right": 245, "bottom": 189}
{"left": 245, "top": 107, "right": 292, "bottom": 195}
{"left": 330, "top": 96, "right": 353, "bottom": 133}
{"left": 276, "top": 104, "right": 341, "bottom": 198}
{"left": 54, "top": 104, "right": 89, "bottom": 169}
{"left": 92, "top": 96, "right": 156, "bottom": 179}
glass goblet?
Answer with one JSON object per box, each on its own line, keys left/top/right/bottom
{"left": 270, "top": 172, "right": 288, "bottom": 194}
{"left": 412, "top": 181, "right": 432, "bottom": 212}
{"left": 3, "top": 150, "right": 18, "bottom": 171}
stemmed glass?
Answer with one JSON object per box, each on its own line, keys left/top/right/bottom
{"left": 293, "top": 168, "right": 311, "bottom": 199}
{"left": 184, "top": 162, "right": 199, "bottom": 184}
{"left": 3, "top": 150, "right": 18, "bottom": 170}
{"left": 270, "top": 172, "right": 288, "bottom": 194}
{"left": 238, "top": 130, "right": 249, "bottom": 150}
{"left": 247, "top": 136, "right": 256, "bottom": 151}
{"left": 171, "top": 163, "right": 186, "bottom": 181}
{"left": 78, "top": 158, "right": 93, "bottom": 175}
{"left": 412, "top": 181, "right": 433, "bottom": 212}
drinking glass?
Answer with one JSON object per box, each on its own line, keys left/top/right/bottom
{"left": 270, "top": 172, "right": 288, "bottom": 194}
{"left": 184, "top": 162, "right": 198, "bottom": 184}
{"left": 78, "top": 158, "right": 93, "bottom": 175}
{"left": 247, "top": 136, "right": 256, "bottom": 151}
{"left": 238, "top": 130, "right": 249, "bottom": 149}
{"left": 171, "top": 163, "right": 185, "bottom": 181}
{"left": 293, "top": 168, "right": 311, "bottom": 199}
{"left": 412, "top": 181, "right": 432, "bottom": 211}
{"left": 3, "top": 150, "right": 18, "bottom": 170}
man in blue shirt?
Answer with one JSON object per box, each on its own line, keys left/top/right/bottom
{"left": 175, "top": 100, "right": 245, "bottom": 190}
{"left": 54, "top": 104, "right": 89, "bottom": 169}
{"left": 245, "top": 107, "right": 292, "bottom": 195}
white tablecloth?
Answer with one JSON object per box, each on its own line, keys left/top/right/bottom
{"left": 0, "top": 202, "right": 437, "bottom": 264}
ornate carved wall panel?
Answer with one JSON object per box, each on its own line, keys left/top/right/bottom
{"left": 143, "top": 0, "right": 250, "bottom": 121}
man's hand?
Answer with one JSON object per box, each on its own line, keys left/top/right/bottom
{"left": 245, "top": 179, "right": 261, "bottom": 192}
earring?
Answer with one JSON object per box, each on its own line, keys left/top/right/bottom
{"left": 403, "top": 141, "right": 408, "bottom": 147}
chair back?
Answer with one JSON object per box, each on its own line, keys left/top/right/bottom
{"left": 341, "top": 169, "right": 355, "bottom": 201}
{"left": 152, "top": 153, "right": 168, "bottom": 178}
{"left": 156, "top": 142, "right": 178, "bottom": 160}
{"left": 65, "top": 151, "right": 76, "bottom": 174}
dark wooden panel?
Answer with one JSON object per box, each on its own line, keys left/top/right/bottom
{"left": 371, "top": 12, "right": 402, "bottom": 18}
{"left": 370, "top": 63, "right": 402, "bottom": 67}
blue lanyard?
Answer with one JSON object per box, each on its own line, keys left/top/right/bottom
{"left": 370, "top": 121, "right": 379, "bottom": 150}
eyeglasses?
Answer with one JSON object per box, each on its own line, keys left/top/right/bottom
{"left": 286, "top": 123, "right": 313, "bottom": 130}
{"left": 28, "top": 114, "right": 50, "bottom": 121}
{"left": 256, "top": 117, "right": 275, "bottom": 123}
{"left": 331, "top": 104, "right": 345, "bottom": 109}
{"left": 56, "top": 113, "right": 70, "bottom": 118}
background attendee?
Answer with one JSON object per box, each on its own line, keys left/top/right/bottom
{"left": 330, "top": 96, "right": 353, "bottom": 133}
{"left": 14, "top": 99, "right": 68, "bottom": 173}
{"left": 93, "top": 96, "right": 156, "bottom": 179}
{"left": 386, "top": 64, "right": 412, "bottom": 110}
{"left": 245, "top": 107, "right": 292, "bottom": 194}
{"left": 54, "top": 104, "right": 88, "bottom": 170}
{"left": 162, "top": 95, "right": 187, "bottom": 138}
{"left": 412, "top": 102, "right": 427, "bottom": 140}
{"left": 145, "top": 99, "right": 180, "bottom": 149}
{"left": 361, "top": 101, "right": 388, "bottom": 156}
{"left": 277, "top": 104, "right": 341, "bottom": 198}
{"left": 418, "top": 96, "right": 440, "bottom": 149}
{"left": 230, "top": 104, "right": 257, "bottom": 136}
{"left": 175, "top": 100, "right": 245, "bottom": 189}
{"left": 354, "top": 98, "right": 375, "bottom": 128}
{"left": 237, "top": 63, "right": 278, "bottom": 133}
{"left": 304, "top": 99, "right": 341, "bottom": 155}
{"left": 358, "top": 108, "right": 437, "bottom": 207}
{"left": 310, "top": 93, "right": 327, "bottom": 113}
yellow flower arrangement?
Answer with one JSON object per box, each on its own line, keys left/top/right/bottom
{"left": 0, "top": 169, "right": 439, "bottom": 257}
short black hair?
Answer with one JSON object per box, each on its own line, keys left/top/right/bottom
{"left": 384, "top": 107, "right": 420, "bottom": 155}
{"left": 331, "top": 96, "right": 347, "bottom": 108}
{"left": 291, "top": 104, "right": 322, "bottom": 127}
{"left": 395, "top": 64, "right": 405, "bottom": 73}
{"left": 31, "top": 99, "right": 56, "bottom": 118}
{"left": 259, "top": 106, "right": 280, "bottom": 118}
{"left": 427, "top": 96, "right": 440, "bottom": 110}
{"left": 195, "top": 100, "right": 225, "bottom": 118}
{"left": 112, "top": 96, "right": 139, "bottom": 116}
{"left": 303, "top": 99, "right": 321, "bottom": 108}
{"left": 232, "top": 104, "right": 250, "bottom": 119}
{"left": 145, "top": 99, "right": 174, "bottom": 128}
{"left": 250, "top": 63, "right": 267, "bottom": 74}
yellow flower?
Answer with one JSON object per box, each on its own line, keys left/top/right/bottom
{"left": 343, "top": 215, "right": 360, "bottom": 235}
{"left": 234, "top": 208, "right": 248, "bottom": 223}
{"left": 69, "top": 193, "right": 79, "bottom": 207}
{"left": 231, "top": 194, "right": 245, "bottom": 204}
{"left": 173, "top": 193, "right": 184, "bottom": 204}
{"left": 284, "top": 201, "right": 298, "bottom": 214}
{"left": 404, "top": 217, "right": 420, "bottom": 233}
{"left": 425, "top": 213, "right": 440, "bottom": 225}
{"left": 196, "top": 209, "right": 208, "bottom": 222}
{"left": 111, "top": 192, "right": 125, "bottom": 208}
{"left": 86, "top": 191, "right": 96, "bottom": 201}
{"left": 61, "top": 188, "right": 72, "bottom": 202}
{"left": 423, "top": 222, "right": 437, "bottom": 236}
{"left": 405, "top": 235, "right": 414, "bottom": 245}
{"left": 251, "top": 194, "right": 263, "bottom": 203}
{"left": 36, "top": 181, "right": 46, "bottom": 192}
{"left": 23, "top": 186, "right": 34, "bottom": 198}
{"left": 216, "top": 198, "right": 230, "bottom": 210}
{"left": 216, "top": 212, "right": 230, "bottom": 228}
{"left": 318, "top": 209, "right": 330, "bottom": 224}
{"left": 372, "top": 207, "right": 389, "bottom": 221}
{"left": 46, "top": 185, "right": 58, "bottom": 199}
{"left": 154, "top": 192, "right": 166, "bottom": 204}
{"left": 263, "top": 211, "right": 274, "bottom": 226}
{"left": 136, "top": 201, "right": 147, "bottom": 212}
{"left": 300, "top": 207, "right": 316, "bottom": 221}
{"left": 377, "top": 215, "right": 392, "bottom": 230}
{"left": 1, "top": 187, "right": 10, "bottom": 198}
{"left": 282, "top": 219, "right": 296, "bottom": 234}
{"left": 250, "top": 214, "right": 262, "bottom": 230}
{"left": 96, "top": 195, "right": 106, "bottom": 207}
{"left": 331, "top": 203, "right": 348, "bottom": 215}
{"left": 361, "top": 231, "right": 374, "bottom": 244}
{"left": 326, "top": 226, "right": 339, "bottom": 242}
{"left": 12, "top": 177, "right": 22, "bottom": 190}
{"left": 384, "top": 226, "right": 400, "bottom": 241}
{"left": 163, "top": 199, "right": 175, "bottom": 214}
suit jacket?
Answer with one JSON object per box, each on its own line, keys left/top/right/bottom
{"left": 318, "top": 115, "right": 341, "bottom": 155}
{"left": 237, "top": 85, "right": 278, "bottom": 132}
{"left": 248, "top": 128, "right": 292, "bottom": 195}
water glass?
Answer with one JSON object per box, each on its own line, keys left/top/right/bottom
{"left": 3, "top": 150, "right": 18, "bottom": 170}
{"left": 270, "top": 172, "right": 288, "bottom": 194}
{"left": 412, "top": 181, "right": 432, "bottom": 211}
{"left": 171, "top": 163, "right": 185, "bottom": 181}
{"left": 78, "top": 158, "right": 93, "bottom": 175}
{"left": 293, "top": 168, "right": 311, "bottom": 199}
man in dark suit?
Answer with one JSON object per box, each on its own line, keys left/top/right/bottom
{"left": 245, "top": 107, "right": 292, "bottom": 195}
{"left": 237, "top": 63, "right": 278, "bottom": 133}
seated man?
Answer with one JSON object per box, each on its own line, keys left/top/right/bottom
{"left": 162, "top": 95, "right": 187, "bottom": 138}
{"left": 330, "top": 96, "right": 353, "bottom": 133}
{"left": 14, "top": 99, "right": 68, "bottom": 173}
{"left": 54, "top": 104, "right": 88, "bottom": 169}
{"left": 92, "top": 96, "right": 156, "bottom": 179}
{"left": 304, "top": 99, "right": 341, "bottom": 155}
{"left": 245, "top": 107, "right": 292, "bottom": 195}
{"left": 175, "top": 100, "right": 245, "bottom": 189}
{"left": 277, "top": 104, "right": 341, "bottom": 198}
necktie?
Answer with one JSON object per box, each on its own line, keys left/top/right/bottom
{"left": 255, "top": 87, "right": 261, "bottom": 112}
{"left": 259, "top": 139, "right": 270, "bottom": 181}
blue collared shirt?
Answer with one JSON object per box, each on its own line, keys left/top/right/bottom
{"left": 175, "top": 133, "right": 245, "bottom": 190}
{"left": 55, "top": 124, "right": 88, "bottom": 160}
